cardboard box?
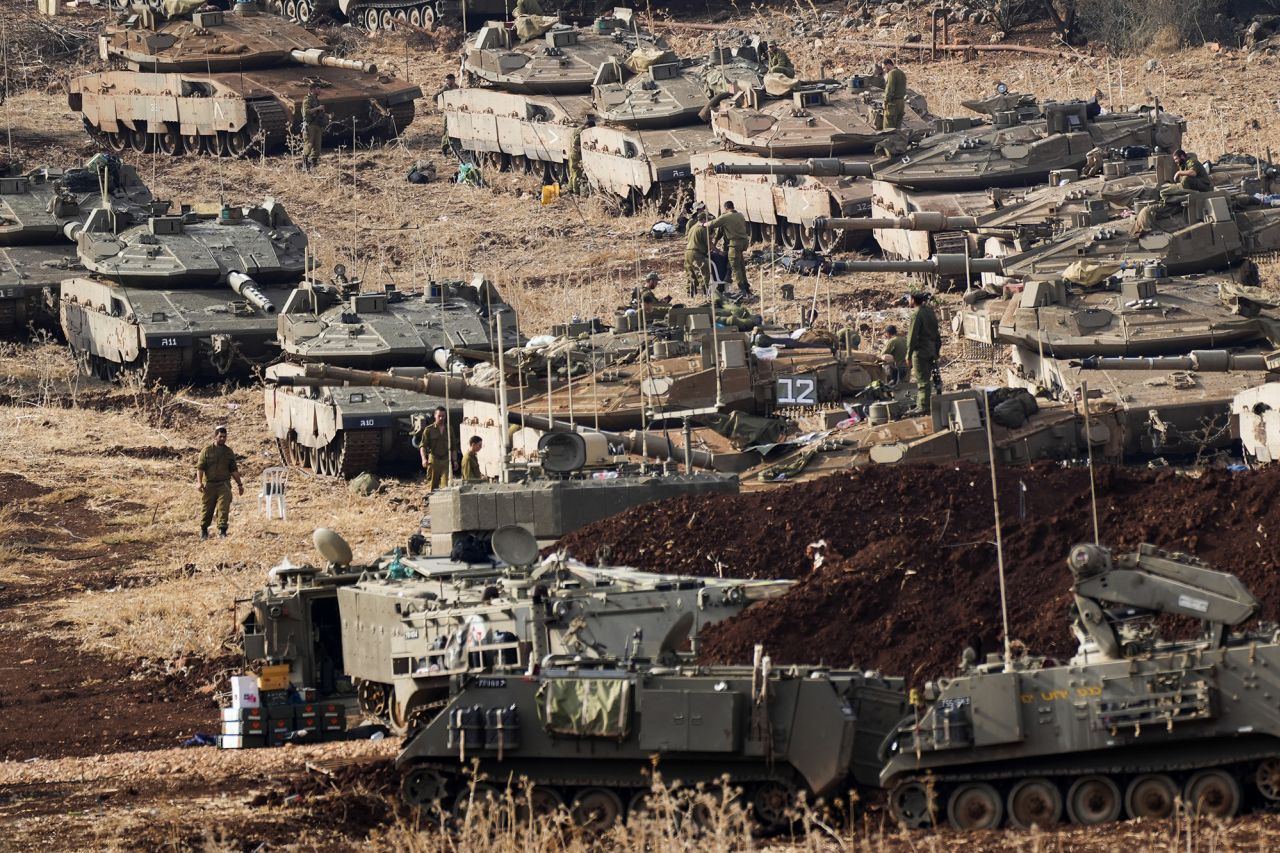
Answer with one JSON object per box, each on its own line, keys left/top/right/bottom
{"left": 229, "top": 675, "right": 260, "bottom": 709}
{"left": 257, "top": 664, "right": 290, "bottom": 692}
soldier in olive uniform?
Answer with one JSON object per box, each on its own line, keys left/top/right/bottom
{"left": 568, "top": 115, "right": 593, "bottom": 195}
{"left": 514, "top": 0, "right": 542, "bottom": 14}
{"left": 418, "top": 406, "right": 453, "bottom": 491}
{"left": 684, "top": 209, "right": 711, "bottom": 296}
{"left": 1172, "top": 149, "right": 1212, "bottom": 192}
{"left": 461, "top": 435, "right": 484, "bottom": 482}
{"left": 300, "top": 82, "right": 325, "bottom": 170}
{"left": 836, "top": 320, "right": 861, "bottom": 354}
{"left": 196, "top": 425, "right": 244, "bottom": 540}
{"left": 767, "top": 45, "right": 795, "bottom": 76}
{"left": 881, "top": 58, "right": 906, "bottom": 131}
{"left": 879, "top": 324, "right": 907, "bottom": 383}
{"left": 905, "top": 292, "right": 941, "bottom": 414}
{"left": 710, "top": 201, "right": 751, "bottom": 293}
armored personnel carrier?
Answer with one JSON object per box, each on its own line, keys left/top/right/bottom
{"left": 60, "top": 199, "right": 305, "bottom": 385}
{"left": 70, "top": 4, "right": 421, "bottom": 157}
{"left": 883, "top": 542, "right": 1280, "bottom": 829}
{"left": 396, "top": 654, "right": 906, "bottom": 829}
{"left": 241, "top": 526, "right": 796, "bottom": 732}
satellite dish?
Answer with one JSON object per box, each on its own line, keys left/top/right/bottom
{"left": 333, "top": 263, "right": 347, "bottom": 279}
{"left": 869, "top": 443, "right": 906, "bottom": 465}
{"left": 996, "top": 81, "right": 1009, "bottom": 95}
{"left": 313, "top": 527, "right": 353, "bottom": 568}
{"left": 491, "top": 524, "right": 539, "bottom": 567}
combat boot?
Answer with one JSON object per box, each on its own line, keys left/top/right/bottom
{"left": 200, "top": 527, "right": 209, "bottom": 540}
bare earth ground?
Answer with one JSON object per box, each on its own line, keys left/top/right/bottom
{"left": 4, "top": 1, "right": 1280, "bottom": 848}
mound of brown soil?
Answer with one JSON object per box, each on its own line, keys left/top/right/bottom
{"left": 558, "top": 463, "right": 1280, "bottom": 683}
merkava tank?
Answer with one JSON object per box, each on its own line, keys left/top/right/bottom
{"left": 461, "top": 11, "right": 662, "bottom": 95}
{"left": 440, "top": 88, "right": 590, "bottom": 187}
{"left": 0, "top": 159, "right": 153, "bottom": 337}
{"left": 396, "top": 654, "right": 907, "bottom": 830}
{"left": 59, "top": 199, "right": 305, "bottom": 385}
{"left": 70, "top": 4, "right": 421, "bottom": 158}
{"left": 262, "top": 0, "right": 493, "bottom": 32}
{"left": 240, "top": 526, "right": 797, "bottom": 732}
{"left": 883, "top": 542, "right": 1280, "bottom": 829}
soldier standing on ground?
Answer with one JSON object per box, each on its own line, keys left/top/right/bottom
{"left": 568, "top": 115, "right": 594, "bottom": 195}
{"left": 418, "top": 406, "right": 452, "bottom": 491}
{"left": 300, "top": 82, "right": 325, "bottom": 171}
{"left": 905, "top": 292, "right": 941, "bottom": 414}
{"left": 710, "top": 201, "right": 751, "bottom": 294}
{"left": 684, "top": 208, "right": 711, "bottom": 296}
{"left": 461, "top": 435, "right": 484, "bottom": 482}
{"left": 196, "top": 425, "right": 244, "bottom": 540}
{"left": 881, "top": 58, "right": 906, "bottom": 131}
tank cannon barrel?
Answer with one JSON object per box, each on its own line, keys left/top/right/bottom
{"left": 1072, "top": 350, "right": 1272, "bottom": 372}
{"left": 712, "top": 158, "right": 874, "bottom": 178}
{"left": 815, "top": 213, "right": 978, "bottom": 232}
{"left": 272, "top": 364, "right": 721, "bottom": 469}
{"left": 289, "top": 48, "right": 377, "bottom": 75}
{"left": 228, "top": 271, "right": 277, "bottom": 315}
{"left": 834, "top": 253, "right": 1004, "bottom": 275}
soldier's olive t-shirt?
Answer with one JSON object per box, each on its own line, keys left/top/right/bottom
{"left": 197, "top": 444, "right": 238, "bottom": 483}
{"left": 881, "top": 335, "right": 908, "bottom": 363}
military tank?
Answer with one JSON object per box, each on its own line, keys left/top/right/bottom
{"left": 440, "top": 88, "right": 590, "bottom": 187}
{"left": 70, "top": 4, "right": 421, "bottom": 158}
{"left": 883, "top": 542, "right": 1280, "bottom": 829}
{"left": 59, "top": 199, "right": 305, "bottom": 385}
{"left": 396, "top": 654, "right": 906, "bottom": 830}
{"left": 0, "top": 159, "right": 153, "bottom": 337}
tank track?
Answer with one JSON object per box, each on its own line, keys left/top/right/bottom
{"left": 136, "top": 347, "right": 185, "bottom": 387}
{"left": 249, "top": 98, "right": 291, "bottom": 152}
{"left": 271, "top": 0, "right": 451, "bottom": 30}
{"left": 387, "top": 102, "right": 416, "bottom": 139}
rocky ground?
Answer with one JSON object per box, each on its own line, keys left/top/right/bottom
{"left": 5, "top": 0, "right": 1280, "bottom": 848}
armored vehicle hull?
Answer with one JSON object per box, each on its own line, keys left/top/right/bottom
{"left": 0, "top": 245, "right": 82, "bottom": 337}
{"left": 71, "top": 9, "right": 420, "bottom": 157}
{"left": 396, "top": 660, "right": 906, "bottom": 831}
{"left": 61, "top": 278, "right": 287, "bottom": 385}
{"left": 579, "top": 125, "right": 718, "bottom": 206}
{"left": 883, "top": 543, "right": 1280, "bottom": 830}
{"left": 442, "top": 88, "right": 588, "bottom": 185}
{"left": 694, "top": 151, "right": 875, "bottom": 252}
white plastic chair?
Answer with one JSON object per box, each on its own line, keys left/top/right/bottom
{"left": 259, "top": 467, "right": 287, "bottom": 520}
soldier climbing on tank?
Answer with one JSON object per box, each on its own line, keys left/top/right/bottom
{"left": 418, "top": 406, "right": 452, "bottom": 491}
{"left": 880, "top": 324, "right": 907, "bottom": 384}
{"left": 300, "top": 82, "right": 325, "bottom": 171}
{"left": 514, "top": 0, "right": 542, "bottom": 15}
{"left": 881, "top": 58, "right": 906, "bottom": 131}
{"left": 767, "top": 45, "right": 795, "bottom": 76}
{"left": 685, "top": 208, "right": 712, "bottom": 296}
{"left": 568, "top": 115, "right": 594, "bottom": 195}
{"left": 905, "top": 292, "right": 940, "bottom": 415}
{"left": 710, "top": 201, "right": 751, "bottom": 294}
{"left": 836, "top": 318, "right": 861, "bottom": 354}
{"left": 461, "top": 435, "right": 484, "bottom": 482}
{"left": 196, "top": 425, "right": 244, "bottom": 540}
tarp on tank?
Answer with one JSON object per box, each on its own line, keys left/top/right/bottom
{"left": 537, "top": 677, "right": 631, "bottom": 738}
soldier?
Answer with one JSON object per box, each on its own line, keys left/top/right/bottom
{"left": 434, "top": 73, "right": 458, "bottom": 105}
{"left": 710, "top": 200, "right": 751, "bottom": 294}
{"left": 880, "top": 324, "right": 907, "bottom": 383}
{"left": 684, "top": 208, "right": 711, "bottom": 296}
{"left": 836, "top": 319, "right": 861, "bottom": 353}
{"left": 300, "top": 82, "right": 325, "bottom": 171}
{"left": 905, "top": 292, "right": 941, "bottom": 414}
{"left": 418, "top": 406, "right": 452, "bottom": 491}
{"left": 568, "top": 115, "right": 594, "bottom": 195}
{"left": 632, "top": 271, "right": 661, "bottom": 307}
{"left": 880, "top": 57, "right": 906, "bottom": 131}
{"left": 767, "top": 45, "right": 795, "bottom": 76}
{"left": 514, "top": 0, "right": 542, "bottom": 14}
{"left": 196, "top": 425, "right": 244, "bottom": 540}
{"left": 461, "top": 435, "right": 484, "bottom": 482}
{"left": 1172, "top": 149, "right": 1212, "bottom": 192}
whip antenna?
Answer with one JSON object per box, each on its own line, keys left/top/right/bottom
{"left": 982, "top": 391, "right": 1013, "bottom": 670}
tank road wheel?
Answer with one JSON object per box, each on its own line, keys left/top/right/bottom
{"left": 226, "top": 128, "right": 254, "bottom": 159}
{"left": 1256, "top": 759, "right": 1280, "bottom": 801}
{"left": 199, "top": 134, "right": 221, "bottom": 156}
{"left": 1007, "top": 778, "right": 1062, "bottom": 829}
{"left": 401, "top": 766, "right": 449, "bottom": 810}
{"left": 156, "top": 125, "right": 181, "bottom": 155}
{"left": 946, "top": 783, "right": 1003, "bottom": 830}
{"left": 1066, "top": 775, "right": 1122, "bottom": 825}
{"left": 409, "top": 7, "right": 422, "bottom": 25}
{"left": 799, "top": 222, "right": 821, "bottom": 251}
{"left": 180, "top": 132, "right": 201, "bottom": 154}
{"left": 511, "top": 154, "right": 531, "bottom": 175}
{"left": 516, "top": 786, "right": 565, "bottom": 823}
{"left": 296, "top": 0, "right": 314, "bottom": 22}
{"left": 128, "top": 124, "right": 154, "bottom": 153}
{"left": 284, "top": 0, "right": 297, "bottom": 18}
{"left": 421, "top": 4, "right": 436, "bottom": 28}
{"left": 356, "top": 679, "right": 390, "bottom": 719}
{"left": 363, "top": 8, "right": 380, "bottom": 30}
{"left": 750, "top": 781, "right": 798, "bottom": 831}
{"left": 395, "top": 10, "right": 407, "bottom": 24}
{"left": 380, "top": 9, "right": 395, "bottom": 30}
{"left": 572, "top": 787, "right": 624, "bottom": 834}
{"left": 106, "top": 131, "right": 129, "bottom": 153}
{"left": 1184, "top": 770, "right": 1241, "bottom": 819}
{"left": 454, "top": 782, "right": 505, "bottom": 823}
{"left": 759, "top": 222, "right": 779, "bottom": 246}
{"left": 888, "top": 781, "right": 935, "bottom": 829}
{"left": 781, "top": 220, "right": 803, "bottom": 249}
{"left": 1124, "top": 774, "right": 1178, "bottom": 819}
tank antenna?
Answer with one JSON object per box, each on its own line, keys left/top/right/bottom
{"left": 981, "top": 391, "right": 1013, "bottom": 670}
{"left": 496, "top": 309, "right": 510, "bottom": 482}
{"left": 1080, "top": 380, "right": 1101, "bottom": 544}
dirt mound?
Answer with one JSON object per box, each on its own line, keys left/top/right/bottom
{"left": 559, "top": 463, "right": 1280, "bottom": 683}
